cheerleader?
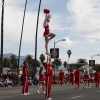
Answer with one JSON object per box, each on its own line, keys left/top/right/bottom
{"left": 43, "top": 9, "right": 56, "bottom": 56}
{"left": 59, "top": 70, "right": 64, "bottom": 86}
{"left": 69, "top": 69, "right": 75, "bottom": 86}
{"left": 21, "top": 60, "right": 29, "bottom": 95}
{"left": 94, "top": 70, "right": 100, "bottom": 87}
{"left": 74, "top": 68, "right": 81, "bottom": 88}
{"left": 43, "top": 56, "right": 53, "bottom": 100}
{"left": 83, "top": 70, "right": 90, "bottom": 88}
{"left": 36, "top": 67, "right": 46, "bottom": 94}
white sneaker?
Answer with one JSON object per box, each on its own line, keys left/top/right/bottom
{"left": 86, "top": 87, "right": 87, "bottom": 88}
{"left": 79, "top": 87, "right": 81, "bottom": 89}
{"left": 43, "top": 91, "right": 45, "bottom": 94}
{"left": 45, "top": 98, "right": 52, "bottom": 100}
{"left": 26, "top": 92, "right": 30, "bottom": 95}
{"left": 88, "top": 87, "right": 91, "bottom": 88}
{"left": 21, "top": 93, "right": 27, "bottom": 95}
{"left": 37, "top": 91, "right": 40, "bottom": 94}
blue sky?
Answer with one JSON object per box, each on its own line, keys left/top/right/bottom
{"left": 0, "top": 0, "right": 100, "bottom": 64}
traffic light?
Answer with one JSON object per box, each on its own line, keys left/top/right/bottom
{"left": 89, "top": 60, "right": 95, "bottom": 66}
{"left": 50, "top": 48, "right": 59, "bottom": 58}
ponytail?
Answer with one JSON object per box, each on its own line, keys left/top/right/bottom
{"left": 39, "top": 67, "right": 43, "bottom": 74}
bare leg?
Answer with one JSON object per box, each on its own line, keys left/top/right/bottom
{"left": 47, "top": 55, "right": 49, "bottom": 64}
{"left": 48, "top": 33, "right": 56, "bottom": 41}
{"left": 44, "top": 33, "right": 56, "bottom": 56}
{"left": 42, "top": 83, "right": 45, "bottom": 93}
{"left": 49, "top": 56, "right": 51, "bottom": 64}
{"left": 88, "top": 81, "right": 90, "bottom": 88}
{"left": 84, "top": 81, "right": 87, "bottom": 88}
{"left": 37, "top": 83, "right": 40, "bottom": 91}
{"left": 37, "top": 83, "right": 41, "bottom": 93}
{"left": 45, "top": 36, "right": 51, "bottom": 56}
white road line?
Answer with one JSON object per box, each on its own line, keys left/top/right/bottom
{"left": 71, "top": 95, "right": 83, "bottom": 99}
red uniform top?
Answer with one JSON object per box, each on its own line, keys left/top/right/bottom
{"left": 59, "top": 71, "right": 64, "bottom": 79}
{"left": 69, "top": 72, "right": 74, "bottom": 79}
{"left": 94, "top": 72, "right": 99, "bottom": 80}
{"left": 99, "top": 72, "right": 100, "bottom": 79}
{"left": 46, "top": 64, "right": 53, "bottom": 76}
{"left": 74, "top": 69, "right": 80, "bottom": 78}
{"left": 22, "top": 65, "right": 28, "bottom": 77}
{"left": 43, "top": 22, "right": 50, "bottom": 36}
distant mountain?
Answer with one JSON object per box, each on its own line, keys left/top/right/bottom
{"left": 3, "top": 53, "right": 25, "bottom": 67}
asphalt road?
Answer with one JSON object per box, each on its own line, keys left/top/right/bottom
{"left": 0, "top": 83, "right": 100, "bottom": 100}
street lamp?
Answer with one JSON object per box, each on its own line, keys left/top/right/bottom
{"left": 91, "top": 54, "right": 100, "bottom": 67}
{"left": 53, "top": 39, "right": 66, "bottom": 83}
{"left": 91, "top": 54, "right": 100, "bottom": 60}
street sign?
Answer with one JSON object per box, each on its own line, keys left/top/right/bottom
{"left": 50, "top": 48, "right": 59, "bottom": 58}
{"left": 89, "top": 60, "right": 95, "bottom": 66}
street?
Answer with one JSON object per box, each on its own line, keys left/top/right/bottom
{"left": 0, "top": 83, "right": 100, "bottom": 100}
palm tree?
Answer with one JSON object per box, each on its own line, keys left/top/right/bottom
{"left": 39, "top": 54, "right": 45, "bottom": 64}
{"left": 92, "top": 64, "right": 100, "bottom": 72}
{"left": 77, "top": 58, "right": 88, "bottom": 64}
{"left": 3, "top": 58, "right": 11, "bottom": 68}
{"left": 25, "top": 55, "right": 33, "bottom": 66}
{"left": 52, "top": 58, "right": 62, "bottom": 69}
{"left": 25, "top": 54, "right": 40, "bottom": 74}
{"left": 63, "top": 61, "right": 68, "bottom": 68}
{"left": 10, "top": 54, "right": 18, "bottom": 69}
{"left": 67, "top": 49, "right": 72, "bottom": 63}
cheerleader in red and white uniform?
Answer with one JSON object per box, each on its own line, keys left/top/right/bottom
{"left": 94, "top": 70, "right": 100, "bottom": 87}
{"left": 83, "top": 70, "right": 90, "bottom": 88}
{"left": 69, "top": 69, "right": 75, "bottom": 86}
{"left": 21, "top": 60, "right": 29, "bottom": 95}
{"left": 59, "top": 70, "right": 65, "bottom": 86}
{"left": 43, "top": 56, "right": 53, "bottom": 100}
{"left": 43, "top": 9, "right": 56, "bottom": 56}
{"left": 36, "top": 67, "right": 46, "bottom": 94}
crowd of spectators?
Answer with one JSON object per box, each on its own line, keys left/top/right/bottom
{"left": 0, "top": 73, "right": 34, "bottom": 87}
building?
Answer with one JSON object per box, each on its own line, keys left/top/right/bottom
{"left": 3, "top": 67, "right": 22, "bottom": 74}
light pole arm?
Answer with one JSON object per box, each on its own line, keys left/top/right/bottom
{"left": 55, "top": 40, "right": 62, "bottom": 44}
{"left": 91, "top": 54, "right": 100, "bottom": 60}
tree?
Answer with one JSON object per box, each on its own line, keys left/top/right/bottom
{"left": 25, "top": 54, "right": 40, "bottom": 74}
{"left": 10, "top": 54, "right": 18, "bottom": 69}
{"left": 63, "top": 61, "right": 68, "bottom": 68}
{"left": 67, "top": 49, "right": 72, "bottom": 63}
{"left": 39, "top": 54, "right": 45, "bottom": 64}
{"left": 52, "top": 58, "right": 62, "bottom": 69}
{"left": 77, "top": 58, "right": 88, "bottom": 64}
{"left": 25, "top": 55, "right": 33, "bottom": 67}
{"left": 3, "top": 57, "right": 11, "bottom": 68}
{"left": 92, "top": 64, "right": 100, "bottom": 72}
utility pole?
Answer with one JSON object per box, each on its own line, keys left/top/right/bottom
{"left": 0, "top": 0, "right": 4, "bottom": 74}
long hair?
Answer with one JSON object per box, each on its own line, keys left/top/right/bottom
{"left": 39, "top": 67, "right": 43, "bottom": 74}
